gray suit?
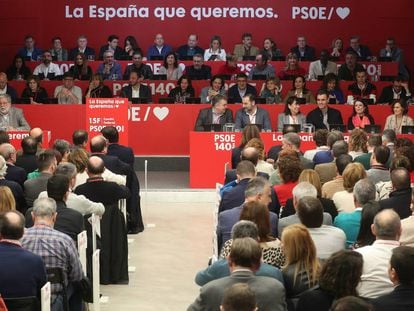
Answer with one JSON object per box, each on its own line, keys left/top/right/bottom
{"left": 24, "top": 172, "right": 52, "bottom": 207}
{"left": 0, "top": 107, "right": 30, "bottom": 131}
{"left": 277, "top": 113, "right": 307, "bottom": 132}
{"left": 235, "top": 107, "right": 272, "bottom": 131}
{"left": 307, "top": 60, "right": 338, "bottom": 80}
{"left": 188, "top": 270, "right": 287, "bottom": 311}
{"left": 278, "top": 213, "right": 332, "bottom": 238}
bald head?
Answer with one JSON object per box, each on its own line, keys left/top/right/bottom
{"left": 0, "top": 143, "right": 16, "bottom": 162}
{"left": 87, "top": 156, "right": 105, "bottom": 176}
{"left": 29, "top": 127, "right": 43, "bottom": 144}
{"left": 391, "top": 168, "right": 411, "bottom": 191}
{"left": 0, "top": 210, "right": 25, "bottom": 240}
{"left": 241, "top": 147, "right": 259, "bottom": 166}
{"left": 372, "top": 209, "right": 401, "bottom": 240}
{"left": 90, "top": 135, "right": 107, "bottom": 153}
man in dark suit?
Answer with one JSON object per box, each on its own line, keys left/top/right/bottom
{"left": 101, "top": 126, "right": 134, "bottom": 167}
{"left": 177, "top": 34, "right": 204, "bottom": 60}
{"left": 346, "top": 36, "right": 373, "bottom": 61}
{"left": 68, "top": 35, "right": 96, "bottom": 61}
{"left": 188, "top": 237, "right": 286, "bottom": 311}
{"left": 234, "top": 94, "right": 272, "bottom": 131}
{"left": 194, "top": 94, "right": 233, "bottom": 131}
{"left": 228, "top": 73, "right": 257, "bottom": 103}
{"left": 98, "top": 35, "right": 124, "bottom": 60}
{"left": 337, "top": 51, "right": 366, "bottom": 81}
{"left": 25, "top": 174, "right": 84, "bottom": 242}
{"left": 290, "top": 36, "right": 316, "bottom": 61}
{"left": 15, "top": 136, "right": 38, "bottom": 175}
{"left": 0, "top": 94, "right": 30, "bottom": 130}
{"left": 120, "top": 70, "right": 152, "bottom": 103}
{"left": 0, "top": 143, "right": 26, "bottom": 187}
{"left": 0, "top": 211, "right": 47, "bottom": 300}
{"left": 0, "top": 72, "right": 17, "bottom": 103}
{"left": 184, "top": 54, "right": 212, "bottom": 80}
{"left": 378, "top": 76, "right": 412, "bottom": 104}
{"left": 306, "top": 89, "right": 344, "bottom": 130}
{"left": 372, "top": 246, "right": 414, "bottom": 311}
{"left": 0, "top": 154, "right": 26, "bottom": 213}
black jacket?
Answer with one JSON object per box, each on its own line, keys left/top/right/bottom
{"left": 306, "top": 107, "right": 344, "bottom": 130}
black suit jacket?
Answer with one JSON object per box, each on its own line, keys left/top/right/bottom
{"left": 194, "top": 108, "right": 233, "bottom": 131}
{"left": 15, "top": 154, "right": 38, "bottom": 175}
{"left": 25, "top": 201, "right": 84, "bottom": 242}
{"left": 378, "top": 85, "right": 410, "bottom": 104}
{"left": 371, "top": 285, "right": 414, "bottom": 311}
{"left": 228, "top": 84, "right": 257, "bottom": 104}
{"left": 120, "top": 84, "right": 152, "bottom": 103}
{"left": 346, "top": 45, "right": 372, "bottom": 61}
{"left": 98, "top": 45, "right": 124, "bottom": 60}
{"left": 282, "top": 197, "right": 338, "bottom": 220}
{"left": 306, "top": 107, "right": 344, "bottom": 130}
{"left": 5, "top": 163, "right": 27, "bottom": 188}
{"left": 379, "top": 188, "right": 412, "bottom": 219}
{"left": 6, "top": 85, "right": 18, "bottom": 103}
{"left": 107, "top": 143, "right": 134, "bottom": 167}
{"left": 68, "top": 46, "right": 96, "bottom": 61}
{"left": 290, "top": 45, "right": 316, "bottom": 61}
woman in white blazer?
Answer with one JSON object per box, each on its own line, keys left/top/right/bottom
{"left": 277, "top": 96, "right": 307, "bottom": 132}
{"left": 384, "top": 99, "right": 414, "bottom": 134}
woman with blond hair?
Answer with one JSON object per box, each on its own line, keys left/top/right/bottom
{"left": 348, "top": 128, "right": 368, "bottom": 159}
{"left": 332, "top": 162, "right": 367, "bottom": 213}
{"left": 0, "top": 186, "right": 16, "bottom": 212}
{"left": 282, "top": 224, "right": 320, "bottom": 309}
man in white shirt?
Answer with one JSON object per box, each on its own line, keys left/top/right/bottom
{"left": 53, "top": 72, "right": 82, "bottom": 104}
{"left": 33, "top": 51, "right": 62, "bottom": 80}
{"left": 308, "top": 50, "right": 337, "bottom": 81}
{"left": 355, "top": 209, "right": 401, "bottom": 299}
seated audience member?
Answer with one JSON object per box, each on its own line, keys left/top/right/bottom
{"left": 158, "top": 52, "right": 183, "bottom": 80}
{"left": 231, "top": 125, "right": 260, "bottom": 169}
{"left": 15, "top": 136, "right": 38, "bottom": 174}
{"left": 0, "top": 72, "right": 18, "bottom": 103}
{"left": 233, "top": 33, "right": 259, "bottom": 61}
{"left": 120, "top": 71, "right": 152, "bottom": 103}
{"left": 290, "top": 36, "right": 315, "bottom": 61}
{"left": 308, "top": 50, "right": 338, "bottom": 80}
{"left": 29, "top": 127, "right": 45, "bottom": 155}
{"left": 400, "top": 194, "right": 414, "bottom": 247}
{"left": 199, "top": 220, "right": 283, "bottom": 286}
{"left": 21, "top": 197, "right": 84, "bottom": 311}
{"left": 228, "top": 73, "right": 257, "bottom": 103}
{"left": 346, "top": 36, "right": 373, "bottom": 61}
{"left": 217, "top": 176, "right": 278, "bottom": 249}
{"left": 337, "top": 51, "right": 365, "bottom": 81}
{"left": 68, "top": 35, "right": 96, "bottom": 61}
{"left": 184, "top": 54, "right": 212, "bottom": 80}
{"left": 168, "top": 75, "right": 195, "bottom": 103}
{"left": 306, "top": 89, "right": 344, "bottom": 130}
{"left": 68, "top": 52, "right": 93, "bottom": 81}
{"left": 200, "top": 75, "right": 226, "bottom": 103}
{"left": 278, "top": 182, "right": 333, "bottom": 237}
{"left": 217, "top": 54, "right": 242, "bottom": 77}
{"left": 33, "top": 51, "right": 62, "bottom": 80}
{"left": 85, "top": 73, "right": 112, "bottom": 98}
{"left": 96, "top": 50, "right": 122, "bottom": 80}
{"left": 355, "top": 209, "right": 401, "bottom": 299}
{"left": 348, "top": 128, "right": 368, "bottom": 159}
{"left": 353, "top": 201, "right": 381, "bottom": 249}
{"left": 382, "top": 129, "right": 396, "bottom": 164}
{"left": 146, "top": 33, "right": 172, "bottom": 60}
{"left": 72, "top": 129, "right": 88, "bottom": 149}
{"left": 280, "top": 132, "right": 314, "bottom": 169}
{"left": 297, "top": 196, "right": 346, "bottom": 259}
{"left": 177, "top": 34, "right": 204, "bottom": 60}
{"left": 248, "top": 53, "right": 276, "bottom": 80}
{"left": 333, "top": 162, "right": 367, "bottom": 213}
{"left": 379, "top": 37, "right": 409, "bottom": 79}
{"left": 329, "top": 37, "right": 344, "bottom": 60}
{"left": 376, "top": 155, "right": 411, "bottom": 200}
{"left": 378, "top": 76, "right": 411, "bottom": 104}
{"left": 188, "top": 237, "right": 286, "bottom": 311}
{"left": 372, "top": 246, "right": 414, "bottom": 310}
{"left": 53, "top": 139, "right": 70, "bottom": 163}
{"left": 281, "top": 224, "right": 320, "bottom": 308}
{"left": 0, "top": 211, "right": 47, "bottom": 300}
{"left": 331, "top": 296, "right": 373, "bottom": 311}
{"left": 54, "top": 72, "right": 82, "bottom": 104}
{"left": 261, "top": 37, "right": 283, "bottom": 60}
{"left": 17, "top": 35, "right": 43, "bottom": 61}
{"left": 23, "top": 149, "right": 56, "bottom": 207}
{"left": 194, "top": 94, "right": 233, "bottom": 131}
{"left": 0, "top": 186, "right": 16, "bottom": 212}
{"left": 367, "top": 145, "right": 390, "bottom": 184}
{"left": 123, "top": 50, "right": 153, "bottom": 80}
{"left": 21, "top": 75, "right": 48, "bottom": 104}
{"left": 6, "top": 55, "right": 32, "bottom": 81}
{"left": 348, "top": 100, "right": 375, "bottom": 130}
{"left": 296, "top": 250, "right": 363, "bottom": 311}
{"left": 278, "top": 53, "right": 307, "bottom": 80}
{"left": 277, "top": 96, "right": 307, "bottom": 132}
{"left": 321, "top": 154, "right": 352, "bottom": 199}
{"left": 26, "top": 174, "right": 85, "bottom": 242}
{"left": 321, "top": 73, "right": 344, "bottom": 103}
{"left": 0, "top": 143, "right": 27, "bottom": 187}
{"left": 0, "top": 155, "right": 26, "bottom": 213}
{"left": 220, "top": 202, "right": 283, "bottom": 268}
{"left": 234, "top": 94, "right": 271, "bottom": 131}
{"left": 204, "top": 35, "right": 226, "bottom": 61}
{"left": 379, "top": 167, "right": 412, "bottom": 219}
{"left": 384, "top": 99, "right": 414, "bottom": 134}
{"left": 260, "top": 77, "right": 282, "bottom": 104}
{"left": 49, "top": 37, "right": 68, "bottom": 61}
{"left": 354, "top": 135, "right": 382, "bottom": 170}
{"left": 220, "top": 283, "right": 257, "bottom": 311}
{"left": 284, "top": 75, "right": 316, "bottom": 103}
{"left": 346, "top": 69, "right": 377, "bottom": 103}
{"left": 334, "top": 179, "right": 376, "bottom": 247}
{"left": 245, "top": 139, "right": 274, "bottom": 176}
{"left": 101, "top": 125, "right": 135, "bottom": 167}
{"left": 0, "top": 94, "right": 30, "bottom": 130}
{"left": 122, "top": 35, "right": 141, "bottom": 60}
{"left": 98, "top": 35, "right": 123, "bottom": 60}
{"left": 303, "top": 129, "right": 329, "bottom": 161}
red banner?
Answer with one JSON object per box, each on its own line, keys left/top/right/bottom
{"left": 8, "top": 130, "right": 51, "bottom": 150}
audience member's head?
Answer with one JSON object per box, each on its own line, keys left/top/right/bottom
{"left": 389, "top": 246, "right": 414, "bottom": 286}
{"left": 382, "top": 129, "right": 396, "bottom": 145}
{"left": 245, "top": 138, "right": 265, "bottom": 160}
{"left": 236, "top": 160, "right": 256, "bottom": 181}
{"left": 244, "top": 177, "right": 271, "bottom": 207}
{"left": 372, "top": 209, "right": 401, "bottom": 241}
{"left": 29, "top": 127, "right": 43, "bottom": 145}
{"left": 68, "top": 148, "right": 89, "bottom": 173}
{"left": 37, "top": 149, "right": 57, "bottom": 173}
{"left": 355, "top": 201, "right": 380, "bottom": 248}
{"left": 298, "top": 169, "right": 322, "bottom": 197}
{"left": 240, "top": 201, "right": 274, "bottom": 242}
{"left": 282, "top": 132, "right": 301, "bottom": 151}
{"left": 53, "top": 139, "right": 71, "bottom": 161}
{"left": 342, "top": 162, "right": 366, "bottom": 192}
{"left": 367, "top": 135, "right": 382, "bottom": 151}
{"left": 228, "top": 237, "right": 262, "bottom": 272}
{"left": 239, "top": 125, "right": 261, "bottom": 149}
{"left": 313, "top": 129, "right": 329, "bottom": 147}
{"left": 292, "top": 182, "right": 318, "bottom": 208}
{"left": 0, "top": 143, "right": 16, "bottom": 163}
{"left": 241, "top": 147, "right": 259, "bottom": 166}
{"left": 101, "top": 126, "right": 119, "bottom": 143}
{"left": 390, "top": 155, "right": 412, "bottom": 172}
{"left": 0, "top": 211, "right": 25, "bottom": 240}
{"left": 231, "top": 220, "right": 259, "bottom": 240}
{"left": 47, "top": 174, "right": 70, "bottom": 202}
{"left": 391, "top": 167, "right": 411, "bottom": 191}
{"left": 349, "top": 129, "right": 368, "bottom": 153}
{"left": 330, "top": 296, "right": 373, "bottom": 311}
{"left": 220, "top": 283, "right": 257, "bottom": 311}
{"left": 297, "top": 196, "right": 324, "bottom": 228}
{"left": 277, "top": 152, "right": 302, "bottom": 183}
{"left": 87, "top": 156, "right": 105, "bottom": 176}
{"left": 31, "top": 197, "right": 57, "bottom": 225}
{"left": 327, "top": 131, "right": 344, "bottom": 150}
{"left": 371, "top": 145, "right": 390, "bottom": 166}
{"left": 0, "top": 155, "right": 6, "bottom": 178}
{"left": 90, "top": 135, "right": 107, "bottom": 153}
{"left": 353, "top": 179, "right": 376, "bottom": 207}
{"left": 332, "top": 140, "right": 349, "bottom": 158}
{"left": 0, "top": 129, "right": 9, "bottom": 144}
{"left": 0, "top": 186, "right": 16, "bottom": 212}
{"left": 21, "top": 136, "right": 38, "bottom": 155}
{"left": 72, "top": 129, "right": 88, "bottom": 147}
{"left": 335, "top": 154, "right": 352, "bottom": 176}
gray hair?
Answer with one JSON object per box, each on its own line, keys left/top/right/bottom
{"left": 244, "top": 177, "right": 268, "bottom": 199}
{"left": 353, "top": 179, "right": 376, "bottom": 205}
{"left": 32, "top": 197, "right": 57, "bottom": 217}
{"left": 231, "top": 220, "right": 259, "bottom": 239}
{"left": 0, "top": 155, "right": 7, "bottom": 177}
{"left": 332, "top": 140, "right": 349, "bottom": 158}
{"left": 327, "top": 131, "right": 344, "bottom": 149}
{"left": 55, "top": 162, "right": 77, "bottom": 179}
{"left": 103, "top": 50, "right": 114, "bottom": 57}
{"left": 283, "top": 132, "right": 301, "bottom": 149}
{"left": 373, "top": 209, "right": 401, "bottom": 240}
{"left": 53, "top": 139, "right": 70, "bottom": 156}
{"left": 0, "top": 94, "right": 12, "bottom": 104}
{"left": 292, "top": 182, "right": 318, "bottom": 201}
{"left": 0, "top": 143, "right": 15, "bottom": 161}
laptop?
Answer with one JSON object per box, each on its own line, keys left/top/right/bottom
{"left": 252, "top": 74, "right": 267, "bottom": 80}
{"left": 283, "top": 124, "right": 301, "bottom": 133}
{"left": 242, "top": 56, "right": 256, "bottom": 61}
{"left": 360, "top": 98, "right": 375, "bottom": 105}
{"left": 44, "top": 98, "right": 59, "bottom": 104}
{"left": 152, "top": 74, "right": 167, "bottom": 80}
{"left": 203, "top": 124, "right": 223, "bottom": 132}
{"left": 295, "top": 98, "right": 306, "bottom": 105}
{"left": 16, "top": 98, "right": 31, "bottom": 104}
{"left": 281, "top": 75, "right": 296, "bottom": 81}
{"left": 185, "top": 97, "right": 201, "bottom": 104}
{"left": 378, "top": 57, "right": 393, "bottom": 62}
{"left": 181, "top": 56, "right": 194, "bottom": 61}
{"left": 150, "top": 56, "right": 164, "bottom": 61}
{"left": 254, "top": 97, "right": 267, "bottom": 104}
{"left": 131, "top": 98, "right": 148, "bottom": 103}
{"left": 220, "top": 74, "right": 231, "bottom": 81}
{"left": 329, "top": 124, "right": 347, "bottom": 132}
{"left": 158, "top": 97, "right": 175, "bottom": 104}
{"left": 271, "top": 56, "right": 285, "bottom": 61}
{"left": 401, "top": 126, "right": 414, "bottom": 134}
{"left": 363, "top": 124, "right": 381, "bottom": 134}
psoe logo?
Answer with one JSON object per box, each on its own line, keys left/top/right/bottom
{"left": 292, "top": 7, "right": 350, "bottom": 20}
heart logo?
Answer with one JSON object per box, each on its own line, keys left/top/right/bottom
{"left": 336, "top": 7, "right": 350, "bottom": 20}
{"left": 153, "top": 107, "right": 169, "bottom": 121}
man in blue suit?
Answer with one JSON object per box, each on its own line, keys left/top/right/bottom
{"left": 234, "top": 94, "right": 272, "bottom": 131}
{"left": 101, "top": 126, "right": 134, "bottom": 167}
{"left": 228, "top": 73, "right": 257, "bottom": 103}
